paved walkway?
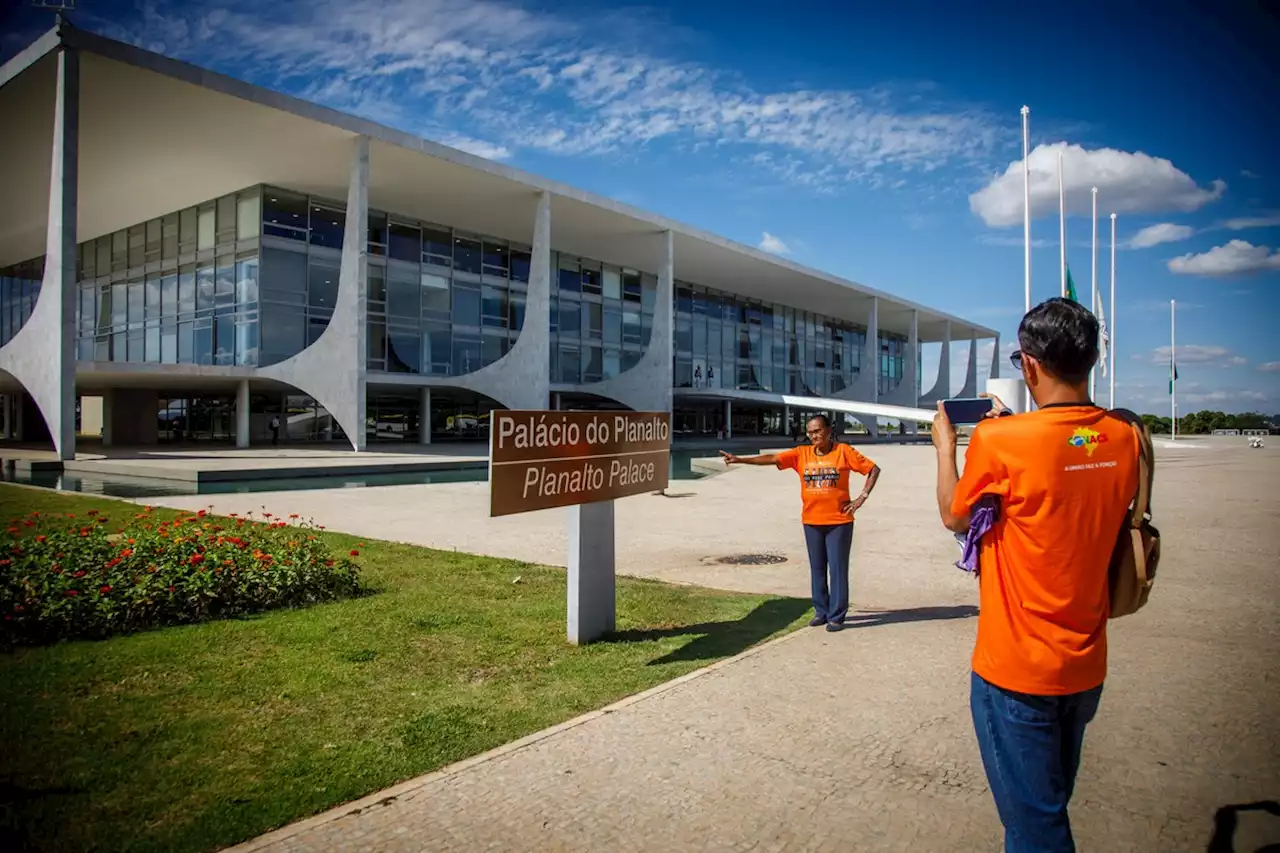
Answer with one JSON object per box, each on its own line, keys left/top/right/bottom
{"left": 171, "top": 439, "right": 1280, "bottom": 853}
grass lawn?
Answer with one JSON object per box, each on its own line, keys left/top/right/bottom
{"left": 0, "top": 485, "right": 809, "bottom": 853}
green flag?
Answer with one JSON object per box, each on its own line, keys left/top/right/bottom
{"left": 1169, "top": 356, "right": 1179, "bottom": 394}
{"left": 1065, "top": 265, "right": 1079, "bottom": 302}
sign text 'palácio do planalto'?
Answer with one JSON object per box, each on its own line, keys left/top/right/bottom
{"left": 488, "top": 411, "right": 671, "bottom": 517}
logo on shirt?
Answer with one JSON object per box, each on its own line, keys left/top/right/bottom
{"left": 1068, "top": 427, "right": 1109, "bottom": 457}
{"left": 802, "top": 465, "right": 840, "bottom": 490}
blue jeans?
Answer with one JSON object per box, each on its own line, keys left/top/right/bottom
{"left": 970, "top": 671, "right": 1103, "bottom": 853}
{"left": 802, "top": 522, "right": 853, "bottom": 624}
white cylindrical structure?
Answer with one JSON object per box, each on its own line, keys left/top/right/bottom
{"left": 1170, "top": 300, "right": 1177, "bottom": 440}
{"left": 987, "top": 377, "right": 1028, "bottom": 415}
{"left": 1109, "top": 213, "right": 1117, "bottom": 408}
{"left": 1090, "top": 187, "right": 1098, "bottom": 399}
{"left": 1059, "top": 149, "right": 1067, "bottom": 297}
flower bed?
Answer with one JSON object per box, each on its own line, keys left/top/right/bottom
{"left": 1, "top": 506, "right": 364, "bottom": 646}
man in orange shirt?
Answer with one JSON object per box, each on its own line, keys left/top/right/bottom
{"left": 932, "top": 297, "right": 1138, "bottom": 853}
{"left": 722, "top": 414, "right": 880, "bottom": 632}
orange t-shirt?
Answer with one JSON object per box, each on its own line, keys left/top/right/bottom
{"left": 776, "top": 443, "right": 877, "bottom": 526}
{"left": 952, "top": 406, "right": 1139, "bottom": 695}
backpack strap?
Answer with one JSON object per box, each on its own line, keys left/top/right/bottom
{"left": 1108, "top": 408, "right": 1155, "bottom": 528}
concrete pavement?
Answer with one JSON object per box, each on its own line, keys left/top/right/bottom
{"left": 156, "top": 438, "right": 1280, "bottom": 853}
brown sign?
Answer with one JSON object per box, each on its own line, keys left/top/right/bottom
{"left": 489, "top": 410, "right": 671, "bottom": 517}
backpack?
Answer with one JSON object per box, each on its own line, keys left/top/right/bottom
{"left": 1107, "top": 409, "right": 1160, "bottom": 618}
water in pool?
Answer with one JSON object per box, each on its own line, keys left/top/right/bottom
{"left": 3, "top": 451, "right": 718, "bottom": 499}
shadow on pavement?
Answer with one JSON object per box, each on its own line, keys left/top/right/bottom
{"left": 605, "top": 597, "right": 812, "bottom": 665}
{"left": 1207, "top": 801, "right": 1280, "bottom": 853}
{"left": 843, "top": 605, "right": 979, "bottom": 627}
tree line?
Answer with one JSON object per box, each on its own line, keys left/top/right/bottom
{"left": 1139, "top": 410, "right": 1276, "bottom": 435}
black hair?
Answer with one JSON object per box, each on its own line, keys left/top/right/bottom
{"left": 806, "top": 414, "right": 831, "bottom": 429}
{"left": 1018, "top": 297, "right": 1099, "bottom": 385}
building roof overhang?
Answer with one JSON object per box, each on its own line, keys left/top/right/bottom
{"left": 0, "top": 25, "right": 998, "bottom": 343}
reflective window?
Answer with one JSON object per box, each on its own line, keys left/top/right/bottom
{"left": 308, "top": 256, "right": 340, "bottom": 312}
{"left": 263, "top": 190, "right": 308, "bottom": 241}
{"left": 197, "top": 206, "right": 216, "bottom": 251}
{"left": 388, "top": 222, "right": 420, "bottom": 262}
{"left": 237, "top": 191, "right": 261, "bottom": 241}
{"left": 309, "top": 204, "right": 345, "bottom": 250}
{"left": 420, "top": 271, "right": 450, "bottom": 320}
{"left": 454, "top": 236, "right": 482, "bottom": 275}
{"left": 452, "top": 286, "right": 481, "bottom": 327}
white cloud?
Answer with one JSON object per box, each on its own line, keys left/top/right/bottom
{"left": 1241, "top": 169, "right": 1260, "bottom": 179}
{"left": 1184, "top": 389, "right": 1269, "bottom": 406}
{"left": 1147, "top": 345, "right": 1247, "bottom": 367}
{"left": 436, "top": 134, "right": 511, "bottom": 161}
{"left": 1129, "top": 223, "right": 1194, "bottom": 249}
{"left": 1259, "top": 362, "right": 1280, "bottom": 373}
{"left": 96, "top": 0, "right": 1000, "bottom": 192}
{"left": 969, "top": 142, "right": 1225, "bottom": 228}
{"left": 1221, "top": 213, "right": 1280, "bottom": 230}
{"left": 1168, "top": 240, "right": 1280, "bottom": 276}
{"left": 758, "top": 232, "right": 790, "bottom": 255}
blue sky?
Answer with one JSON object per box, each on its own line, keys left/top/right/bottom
{"left": 4, "top": 0, "right": 1278, "bottom": 414}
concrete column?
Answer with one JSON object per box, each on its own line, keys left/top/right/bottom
{"left": 783, "top": 403, "right": 791, "bottom": 436}
{"left": 235, "top": 379, "right": 250, "bottom": 448}
{"left": 957, "top": 335, "right": 981, "bottom": 398}
{"left": 724, "top": 399, "right": 732, "bottom": 439}
{"left": 258, "top": 135, "right": 369, "bottom": 451}
{"left": 990, "top": 333, "right": 1001, "bottom": 380}
{"left": 2, "top": 395, "right": 10, "bottom": 440}
{"left": 567, "top": 500, "right": 616, "bottom": 645}
{"left": 0, "top": 39, "right": 78, "bottom": 458}
{"left": 922, "top": 320, "right": 953, "bottom": 404}
{"left": 419, "top": 386, "right": 432, "bottom": 445}
{"left": 987, "top": 377, "right": 1027, "bottom": 414}
{"left": 80, "top": 395, "right": 103, "bottom": 437}
{"left": 552, "top": 392, "right": 562, "bottom": 411}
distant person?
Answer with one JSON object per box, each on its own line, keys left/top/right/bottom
{"left": 721, "top": 414, "right": 880, "bottom": 631}
{"left": 270, "top": 415, "right": 280, "bottom": 446}
{"left": 931, "top": 297, "right": 1139, "bottom": 852}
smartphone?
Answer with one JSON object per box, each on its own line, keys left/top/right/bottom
{"left": 942, "top": 397, "right": 994, "bottom": 426}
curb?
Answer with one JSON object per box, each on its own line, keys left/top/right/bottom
{"left": 221, "top": 621, "right": 812, "bottom": 852}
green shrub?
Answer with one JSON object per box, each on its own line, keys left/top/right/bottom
{"left": 1, "top": 506, "right": 364, "bottom": 646}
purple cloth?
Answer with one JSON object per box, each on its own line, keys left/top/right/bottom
{"left": 955, "top": 495, "right": 1000, "bottom": 574}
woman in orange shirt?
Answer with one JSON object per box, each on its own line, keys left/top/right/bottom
{"left": 722, "top": 414, "right": 880, "bottom": 631}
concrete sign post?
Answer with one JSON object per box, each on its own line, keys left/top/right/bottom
{"left": 489, "top": 410, "right": 671, "bottom": 644}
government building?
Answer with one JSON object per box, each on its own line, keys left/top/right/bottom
{"left": 0, "top": 19, "right": 997, "bottom": 457}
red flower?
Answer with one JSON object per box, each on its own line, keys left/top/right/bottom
{"left": 6, "top": 527, "right": 18, "bottom": 535}
{"left": 189, "top": 553, "right": 205, "bottom": 564}
{"left": 100, "top": 585, "right": 112, "bottom": 594}
{"left": 325, "top": 560, "right": 334, "bottom": 567}
{"left": 64, "top": 590, "right": 79, "bottom": 597}
{"left": 289, "top": 514, "right": 300, "bottom": 519}
{"left": 87, "top": 510, "right": 97, "bottom": 516}
{"left": 167, "top": 585, "right": 176, "bottom": 592}
{"left": 35, "top": 535, "right": 46, "bottom": 543}
{"left": 80, "top": 529, "right": 90, "bottom": 537}
{"left": 127, "top": 538, "right": 137, "bottom": 545}
{"left": 22, "top": 520, "right": 34, "bottom": 527}
{"left": 349, "top": 550, "right": 360, "bottom": 557}
{"left": 197, "top": 510, "right": 207, "bottom": 518}
{"left": 119, "top": 549, "right": 133, "bottom": 558}
{"left": 74, "top": 570, "right": 86, "bottom": 578}
{"left": 0, "top": 559, "right": 10, "bottom": 567}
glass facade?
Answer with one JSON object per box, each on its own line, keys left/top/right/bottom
{"left": 0, "top": 182, "right": 905, "bottom": 394}
{"left": 673, "top": 282, "right": 906, "bottom": 396}
{"left": 0, "top": 258, "right": 41, "bottom": 348}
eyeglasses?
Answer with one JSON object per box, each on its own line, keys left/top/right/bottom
{"left": 1009, "top": 350, "right": 1035, "bottom": 371}
{"left": 806, "top": 427, "right": 829, "bottom": 437}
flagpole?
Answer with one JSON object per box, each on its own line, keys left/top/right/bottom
{"left": 1022, "top": 107, "right": 1031, "bottom": 314}
{"left": 1090, "top": 187, "right": 1098, "bottom": 399}
{"left": 1171, "top": 299, "right": 1177, "bottom": 441}
{"left": 1109, "top": 212, "right": 1116, "bottom": 409}
{"left": 1059, "top": 150, "right": 1066, "bottom": 297}
{"left": 1022, "top": 106, "right": 1032, "bottom": 414}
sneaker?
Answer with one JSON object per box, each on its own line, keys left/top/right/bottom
{"left": 808, "top": 616, "right": 827, "bottom": 627}
{"left": 826, "top": 622, "right": 844, "bottom": 633}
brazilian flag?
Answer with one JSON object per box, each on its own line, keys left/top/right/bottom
{"left": 1065, "top": 265, "right": 1079, "bottom": 302}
